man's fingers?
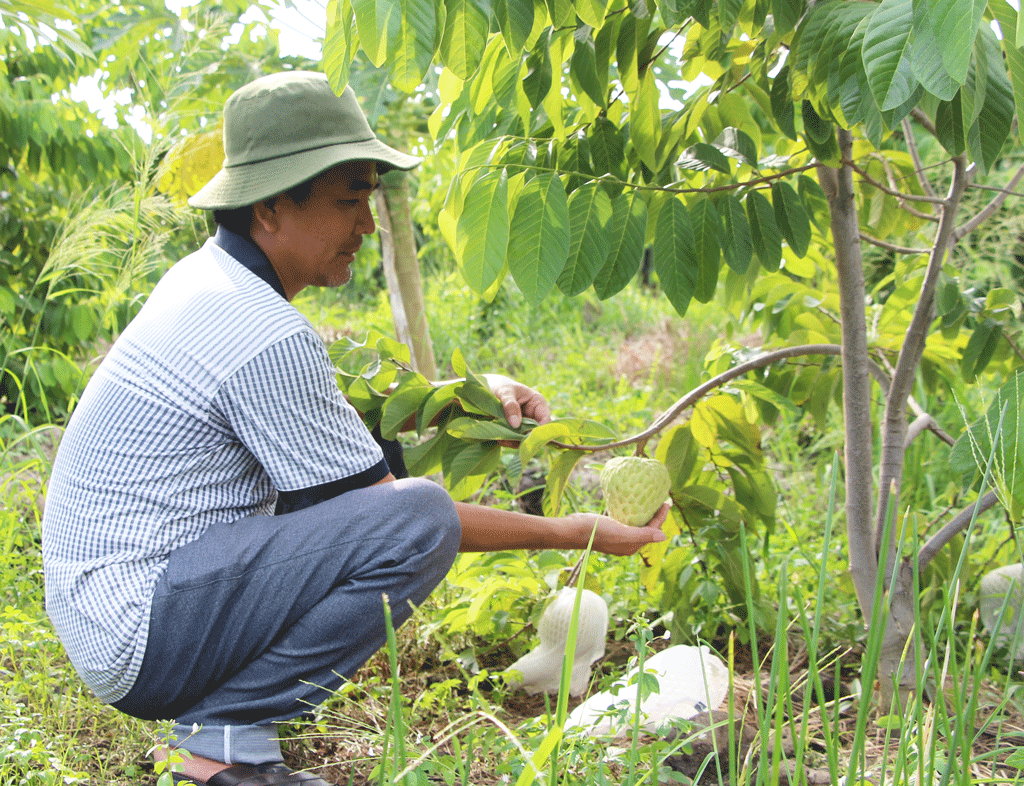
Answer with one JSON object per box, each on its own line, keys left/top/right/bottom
{"left": 646, "top": 501, "right": 671, "bottom": 530}
{"left": 500, "top": 394, "right": 522, "bottom": 428}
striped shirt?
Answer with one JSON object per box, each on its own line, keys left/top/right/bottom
{"left": 42, "top": 233, "right": 386, "bottom": 703}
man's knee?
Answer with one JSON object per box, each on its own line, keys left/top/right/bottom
{"left": 393, "top": 477, "right": 461, "bottom": 562}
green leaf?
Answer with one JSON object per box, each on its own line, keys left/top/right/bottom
{"left": 987, "top": 0, "right": 1024, "bottom": 137}
{"left": 575, "top": 0, "right": 607, "bottom": 33}
{"left": 718, "top": 0, "right": 744, "bottom": 30}
{"left": 656, "top": 423, "right": 701, "bottom": 492}
{"left": 676, "top": 142, "right": 731, "bottom": 174}
{"left": 772, "top": 0, "right": 803, "bottom": 35}
{"left": 380, "top": 376, "right": 434, "bottom": 439}
{"left": 523, "top": 30, "right": 554, "bottom": 107}
{"left": 862, "top": 0, "right": 919, "bottom": 112}
{"left": 508, "top": 173, "right": 571, "bottom": 306}
{"left": 594, "top": 191, "right": 647, "bottom": 299}
{"left": 654, "top": 197, "right": 697, "bottom": 316}
{"left": 520, "top": 421, "right": 573, "bottom": 464}
{"left": 746, "top": 190, "right": 782, "bottom": 271}
{"left": 419, "top": 385, "right": 460, "bottom": 433}
{"left": 689, "top": 198, "right": 721, "bottom": 303}
{"left": 771, "top": 181, "right": 811, "bottom": 258}
{"left": 570, "top": 26, "right": 606, "bottom": 107}
{"left": 770, "top": 65, "right": 797, "bottom": 140}
{"left": 444, "top": 441, "right": 502, "bottom": 499}
{"left": 456, "top": 169, "right": 510, "bottom": 298}
{"left": 935, "top": 93, "right": 966, "bottom": 156}
{"left": 629, "top": 69, "right": 662, "bottom": 172}
{"left": 447, "top": 416, "right": 524, "bottom": 442}
{"left": 907, "top": 0, "right": 965, "bottom": 100}
{"left": 801, "top": 101, "right": 840, "bottom": 164}
{"left": 960, "top": 317, "right": 1001, "bottom": 382}
{"left": 719, "top": 193, "right": 753, "bottom": 275}
{"left": 544, "top": 0, "right": 575, "bottom": 27}
{"left": 352, "top": 0, "right": 399, "bottom": 68}
{"left": 394, "top": 0, "right": 436, "bottom": 91}
{"left": 589, "top": 116, "right": 626, "bottom": 179}
{"left": 494, "top": 0, "right": 534, "bottom": 56}
{"left": 797, "top": 174, "right": 830, "bottom": 232}
{"left": 456, "top": 380, "right": 508, "bottom": 420}
{"left": 405, "top": 430, "right": 458, "bottom": 476}
{"left": 543, "top": 450, "right": 586, "bottom": 516}
{"left": 558, "top": 183, "right": 613, "bottom": 296}
{"left": 966, "top": 26, "right": 1014, "bottom": 174}
{"left": 439, "top": 0, "right": 489, "bottom": 80}
{"left": 323, "top": 0, "right": 355, "bottom": 93}
{"left": 714, "top": 127, "right": 759, "bottom": 168}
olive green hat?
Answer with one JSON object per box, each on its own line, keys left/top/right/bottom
{"left": 189, "top": 71, "right": 421, "bottom": 210}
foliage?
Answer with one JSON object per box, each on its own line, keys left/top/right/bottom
{"left": 330, "top": 328, "right": 777, "bottom": 640}
{"left": 0, "top": 0, "right": 317, "bottom": 424}
{"left": 316, "top": 0, "right": 1024, "bottom": 705}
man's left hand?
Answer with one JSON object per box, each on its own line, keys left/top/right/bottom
{"left": 482, "top": 374, "right": 552, "bottom": 429}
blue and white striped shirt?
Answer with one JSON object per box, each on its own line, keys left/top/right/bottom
{"left": 42, "top": 233, "right": 386, "bottom": 703}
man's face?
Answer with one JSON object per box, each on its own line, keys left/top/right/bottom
{"left": 267, "top": 160, "right": 378, "bottom": 299}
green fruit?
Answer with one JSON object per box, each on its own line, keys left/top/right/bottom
{"left": 600, "top": 456, "right": 671, "bottom": 526}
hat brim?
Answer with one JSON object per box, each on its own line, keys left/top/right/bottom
{"left": 187, "top": 138, "right": 421, "bottom": 211}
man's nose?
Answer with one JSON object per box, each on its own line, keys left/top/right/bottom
{"left": 359, "top": 200, "right": 376, "bottom": 235}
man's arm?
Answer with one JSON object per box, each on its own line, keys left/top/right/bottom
{"left": 454, "top": 501, "right": 669, "bottom": 556}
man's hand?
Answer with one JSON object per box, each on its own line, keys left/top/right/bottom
{"left": 481, "top": 373, "right": 552, "bottom": 429}
{"left": 563, "top": 502, "right": 670, "bottom": 556}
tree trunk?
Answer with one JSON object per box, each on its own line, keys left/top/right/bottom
{"left": 818, "top": 130, "right": 877, "bottom": 623}
{"left": 375, "top": 170, "right": 437, "bottom": 380}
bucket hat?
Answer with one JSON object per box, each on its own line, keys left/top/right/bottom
{"left": 188, "top": 71, "right": 421, "bottom": 210}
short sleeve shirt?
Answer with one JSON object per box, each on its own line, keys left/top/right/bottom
{"left": 41, "top": 233, "right": 386, "bottom": 703}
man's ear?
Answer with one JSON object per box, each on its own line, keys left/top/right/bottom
{"left": 251, "top": 198, "right": 280, "bottom": 234}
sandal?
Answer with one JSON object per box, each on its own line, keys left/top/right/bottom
{"left": 172, "top": 763, "right": 335, "bottom": 786}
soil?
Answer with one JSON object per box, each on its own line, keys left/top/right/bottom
{"left": 274, "top": 632, "right": 1024, "bottom": 786}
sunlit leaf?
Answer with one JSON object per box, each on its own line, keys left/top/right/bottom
{"left": 456, "top": 169, "right": 510, "bottom": 298}
{"left": 439, "top": 0, "right": 489, "bottom": 80}
{"left": 594, "top": 191, "right": 647, "bottom": 299}
{"left": 494, "top": 0, "right": 533, "bottom": 56}
{"left": 508, "top": 173, "right": 570, "bottom": 306}
{"left": 629, "top": 69, "right": 662, "bottom": 172}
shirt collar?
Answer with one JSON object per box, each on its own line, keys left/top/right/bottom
{"left": 212, "top": 226, "right": 287, "bottom": 300}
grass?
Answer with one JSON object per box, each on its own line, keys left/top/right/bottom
{"left": 4, "top": 270, "right": 1024, "bottom": 784}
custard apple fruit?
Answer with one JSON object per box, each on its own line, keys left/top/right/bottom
{"left": 600, "top": 456, "right": 671, "bottom": 526}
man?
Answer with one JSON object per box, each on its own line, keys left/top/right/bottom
{"left": 41, "top": 71, "right": 667, "bottom": 786}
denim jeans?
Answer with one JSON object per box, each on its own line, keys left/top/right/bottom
{"left": 113, "top": 477, "right": 460, "bottom": 765}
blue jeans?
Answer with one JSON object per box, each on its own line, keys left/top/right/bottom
{"left": 113, "top": 477, "right": 460, "bottom": 765}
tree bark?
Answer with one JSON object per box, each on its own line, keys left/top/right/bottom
{"left": 375, "top": 170, "right": 437, "bottom": 380}
{"left": 818, "top": 130, "right": 877, "bottom": 625}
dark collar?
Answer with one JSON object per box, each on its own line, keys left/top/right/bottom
{"left": 212, "top": 226, "right": 287, "bottom": 300}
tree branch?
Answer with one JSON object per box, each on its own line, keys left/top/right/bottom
{"left": 874, "top": 153, "right": 968, "bottom": 558}
{"left": 860, "top": 232, "right": 930, "bottom": 256}
{"left": 846, "top": 160, "right": 947, "bottom": 205}
{"left": 917, "top": 491, "right": 1000, "bottom": 572}
{"left": 902, "top": 116, "right": 938, "bottom": 200}
{"left": 953, "top": 161, "right": 1024, "bottom": 241}
{"left": 868, "top": 150, "right": 938, "bottom": 221}
{"left": 551, "top": 344, "right": 843, "bottom": 452}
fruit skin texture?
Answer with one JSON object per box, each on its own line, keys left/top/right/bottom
{"left": 600, "top": 456, "right": 671, "bottom": 527}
